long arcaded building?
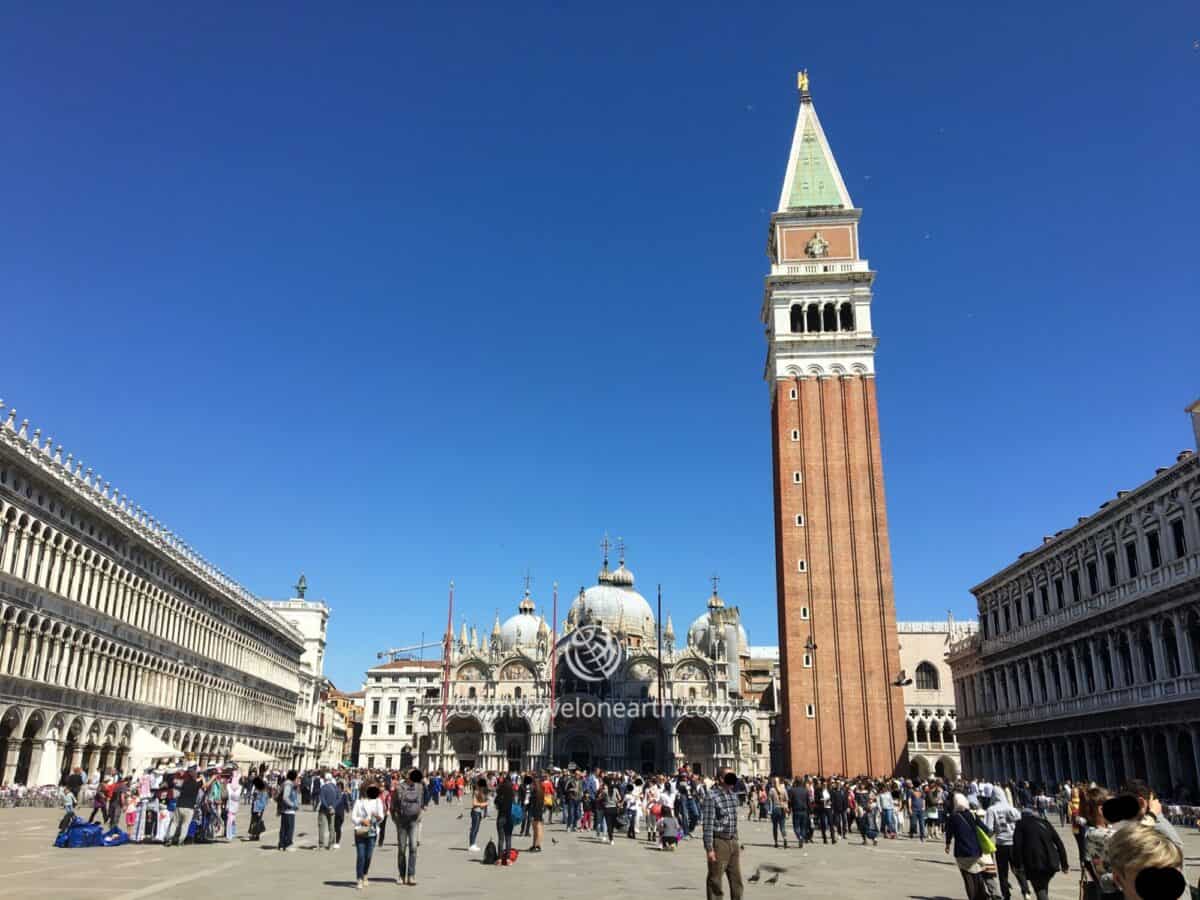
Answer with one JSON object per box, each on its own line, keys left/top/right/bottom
{"left": 0, "top": 401, "right": 306, "bottom": 784}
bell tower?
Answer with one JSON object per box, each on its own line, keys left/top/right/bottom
{"left": 765, "top": 72, "right": 905, "bottom": 776}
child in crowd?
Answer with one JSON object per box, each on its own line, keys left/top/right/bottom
{"left": 658, "top": 808, "right": 681, "bottom": 850}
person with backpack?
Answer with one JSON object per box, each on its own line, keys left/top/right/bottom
{"left": 494, "top": 772, "right": 516, "bottom": 864}
{"left": 318, "top": 773, "right": 340, "bottom": 850}
{"left": 248, "top": 777, "right": 268, "bottom": 841}
{"left": 391, "top": 768, "right": 425, "bottom": 886}
{"left": 565, "top": 772, "right": 581, "bottom": 832}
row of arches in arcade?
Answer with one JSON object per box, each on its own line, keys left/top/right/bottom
{"left": 0, "top": 705, "right": 288, "bottom": 786}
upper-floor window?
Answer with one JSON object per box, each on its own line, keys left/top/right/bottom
{"left": 371, "top": 700, "right": 380, "bottom": 716}
{"left": 1105, "top": 550, "right": 1119, "bottom": 587}
{"left": 915, "top": 661, "right": 939, "bottom": 691}
{"left": 389, "top": 699, "right": 398, "bottom": 716}
{"left": 790, "top": 306, "right": 804, "bottom": 333}
{"left": 1171, "top": 518, "right": 1187, "bottom": 558}
{"left": 1026, "top": 591, "right": 1036, "bottom": 621}
{"left": 1039, "top": 586, "right": 1049, "bottom": 615}
{"left": 1086, "top": 560, "right": 1099, "bottom": 596}
{"left": 1053, "top": 578, "right": 1064, "bottom": 609}
{"left": 1147, "top": 531, "right": 1162, "bottom": 569}
{"left": 1002, "top": 606, "right": 1011, "bottom": 632}
{"left": 1125, "top": 541, "right": 1139, "bottom": 578}
{"left": 1069, "top": 570, "right": 1081, "bottom": 604}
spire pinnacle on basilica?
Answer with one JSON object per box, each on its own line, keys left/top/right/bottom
{"left": 777, "top": 71, "right": 853, "bottom": 212}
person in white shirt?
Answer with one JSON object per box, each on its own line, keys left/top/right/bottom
{"left": 351, "top": 782, "right": 385, "bottom": 890}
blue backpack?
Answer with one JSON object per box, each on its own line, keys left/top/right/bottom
{"left": 510, "top": 802, "right": 524, "bottom": 824}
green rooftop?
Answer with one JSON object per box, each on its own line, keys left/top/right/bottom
{"left": 786, "top": 117, "right": 843, "bottom": 209}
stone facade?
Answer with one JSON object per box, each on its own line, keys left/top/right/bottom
{"left": 0, "top": 402, "right": 305, "bottom": 784}
{"left": 264, "top": 595, "right": 332, "bottom": 771}
{"left": 948, "top": 401, "right": 1200, "bottom": 798}
{"left": 765, "top": 79, "right": 906, "bottom": 776}
{"left": 358, "top": 660, "right": 442, "bottom": 770}
{"left": 897, "top": 620, "right": 976, "bottom": 781}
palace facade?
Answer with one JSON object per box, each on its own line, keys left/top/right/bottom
{"left": 0, "top": 402, "right": 306, "bottom": 784}
{"left": 948, "top": 400, "right": 1200, "bottom": 797}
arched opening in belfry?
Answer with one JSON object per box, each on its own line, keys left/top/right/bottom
{"left": 790, "top": 305, "right": 804, "bottom": 333}
{"left": 839, "top": 302, "right": 855, "bottom": 331}
{"left": 806, "top": 305, "right": 821, "bottom": 333}
{"left": 822, "top": 303, "right": 837, "bottom": 332}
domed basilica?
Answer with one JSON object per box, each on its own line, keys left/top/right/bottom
{"left": 414, "top": 543, "right": 778, "bottom": 775}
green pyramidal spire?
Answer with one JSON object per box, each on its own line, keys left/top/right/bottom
{"left": 778, "top": 76, "right": 853, "bottom": 212}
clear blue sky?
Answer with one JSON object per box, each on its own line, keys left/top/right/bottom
{"left": 2, "top": 1, "right": 1196, "bottom": 691}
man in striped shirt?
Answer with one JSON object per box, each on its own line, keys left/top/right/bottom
{"left": 702, "top": 768, "right": 743, "bottom": 900}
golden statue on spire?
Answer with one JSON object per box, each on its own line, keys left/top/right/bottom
{"left": 797, "top": 69, "right": 809, "bottom": 92}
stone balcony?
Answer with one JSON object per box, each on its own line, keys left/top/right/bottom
{"left": 978, "top": 550, "right": 1200, "bottom": 658}
{"left": 770, "top": 259, "right": 870, "bottom": 276}
{"left": 958, "top": 671, "right": 1200, "bottom": 732}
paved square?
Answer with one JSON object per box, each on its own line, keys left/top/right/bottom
{"left": 1, "top": 803, "right": 1196, "bottom": 899}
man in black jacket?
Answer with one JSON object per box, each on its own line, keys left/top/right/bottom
{"left": 787, "top": 778, "right": 809, "bottom": 848}
{"left": 1011, "top": 807, "right": 1069, "bottom": 900}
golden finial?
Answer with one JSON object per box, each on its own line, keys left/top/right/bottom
{"left": 797, "top": 70, "right": 810, "bottom": 92}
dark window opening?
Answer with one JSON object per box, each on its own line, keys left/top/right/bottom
{"left": 1105, "top": 551, "right": 1118, "bottom": 587}
{"left": 790, "top": 305, "right": 804, "bottom": 333}
{"left": 1125, "top": 541, "right": 1139, "bottom": 578}
{"left": 822, "top": 303, "right": 837, "bottom": 332}
{"left": 1039, "top": 585, "right": 1049, "bottom": 615}
{"left": 1026, "top": 591, "right": 1036, "bottom": 621}
{"left": 915, "top": 662, "right": 939, "bottom": 690}
{"left": 1069, "top": 570, "right": 1081, "bottom": 604}
{"left": 1003, "top": 606, "right": 1011, "bottom": 632}
{"left": 1086, "top": 561, "right": 1099, "bottom": 596}
{"left": 1054, "top": 578, "right": 1064, "bottom": 609}
{"left": 838, "top": 302, "right": 855, "bottom": 331}
{"left": 1171, "top": 519, "right": 1187, "bottom": 558}
{"left": 1147, "top": 531, "right": 1162, "bottom": 569}
{"left": 806, "top": 305, "right": 821, "bottom": 333}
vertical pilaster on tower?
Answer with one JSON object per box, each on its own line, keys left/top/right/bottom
{"left": 766, "top": 73, "right": 906, "bottom": 777}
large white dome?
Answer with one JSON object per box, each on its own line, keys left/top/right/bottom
{"left": 571, "top": 583, "right": 655, "bottom": 637}
{"left": 687, "top": 610, "right": 749, "bottom": 657}
{"left": 499, "top": 610, "right": 540, "bottom": 650}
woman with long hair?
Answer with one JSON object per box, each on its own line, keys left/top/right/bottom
{"left": 468, "top": 776, "right": 488, "bottom": 852}
{"left": 352, "top": 781, "right": 385, "bottom": 890}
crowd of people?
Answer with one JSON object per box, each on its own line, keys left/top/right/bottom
{"left": 48, "top": 761, "right": 1195, "bottom": 899}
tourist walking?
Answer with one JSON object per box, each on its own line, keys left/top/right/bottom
{"left": 984, "top": 791, "right": 1027, "bottom": 900}
{"left": 702, "top": 770, "right": 743, "bottom": 900}
{"left": 352, "top": 781, "right": 384, "bottom": 890}
{"left": 528, "top": 774, "right": 545, "bottom": 851}
{"left": 392, "top": 769, "right": 425, "bottom": 885}
{"left": 248, "top": 777, "right": 268, "bottom": 841}
{"left": 318, "top": 773, "right": 340, "bottom": 850}
{"left": 225, "top": 771, "right": 241, "bottom": 841}
{"left": 277, "top": 770, "right": 299, "bottom": 851}
{"left": 787, "top": 777, "right": 808, "bottom": 848}
{"left": 1011, "top": 803, "right": 1069, "bottom": 900}
{"left": 944, "top": 793, "right": 1000, "bottom": 899}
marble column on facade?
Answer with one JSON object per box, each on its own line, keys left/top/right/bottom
{"left": 1113, "top": 734, "right": 1132, "bottom": 787}
{"left": 1100, "top": 734, "right": 1118, "bottom": 790}
{"left": 1, "top": 739, "right": 20, "bottom": 784}
{"left": 1149, "top": 619, "right": 1168, "bottom": 684}
{"left": 1174, "top": 610, "right": 1197, "bottom": 675}
{"left": 1165, "top": 727, "right": 1184, "bottom": 795}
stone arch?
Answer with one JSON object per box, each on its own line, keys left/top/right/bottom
{"left": 675, "top": 715, "right": 719, "bottom": 776}
{"left": 935, "top": 755, "right": 959, "bottom": 780}
{"left": 909, "top": 754, "right": 932, "bottom": 780}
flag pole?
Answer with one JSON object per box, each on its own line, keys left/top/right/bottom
{"left": 441, "top": 580, "right": 454, "bottom": 768}
{"left": 549, "top": 581, "right": 558, "bottom": 769}
{"left": 657, "top": 583, "right": 664, "bottom": 771}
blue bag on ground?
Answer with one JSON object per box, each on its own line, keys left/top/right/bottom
{"left": 54, "top": 818, "right": 105, "bottom": 848}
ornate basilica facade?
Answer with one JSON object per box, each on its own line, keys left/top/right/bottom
{"left": 414, "top": 551, "right": 777, "bottom": 776}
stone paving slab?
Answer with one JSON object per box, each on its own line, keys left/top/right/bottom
{"left": 1, "top": 803, "right": 1197, "bottom": 899}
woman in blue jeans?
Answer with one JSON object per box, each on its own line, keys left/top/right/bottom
{"left": 468, "top": 778, "right": 489, "bottom": 851}
{"left": 352, "top": 781, "right": 385, "bottom": 890}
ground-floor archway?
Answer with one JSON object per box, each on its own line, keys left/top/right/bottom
{"left": 446, "top": 716, "right": 483, "bottom": 770}
{"left": 676, "top": 716, "right": 718, "bottom": 776}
